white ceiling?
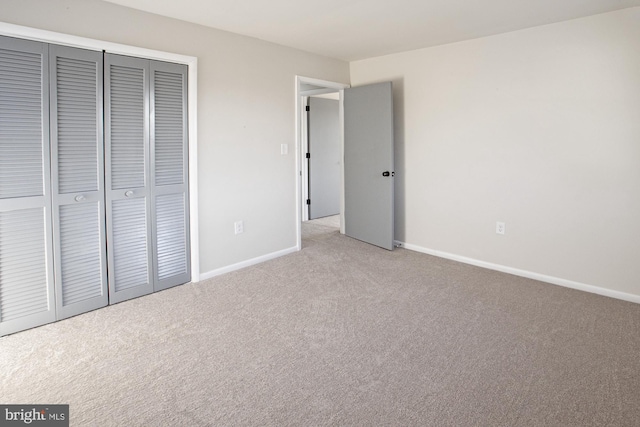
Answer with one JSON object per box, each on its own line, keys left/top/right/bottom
{"left": 103, "top": 0, "right": 640, "bottom": 61}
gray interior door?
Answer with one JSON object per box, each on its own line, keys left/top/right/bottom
{"left": 49, "top": 45, "right": 108, "bottom": 320}
{"left": 105, "top": 54, "right": 154, "bottom": 304}
{"left": 344, "top": 82, "right": 394, "bottom": 250}
{"left": 308, "top": 97, "right": 340, "bottom": 220}
{"left": 0, "top": 36, "right": 56, "bottom": 336}
{"left": 150, "top": 60, "right": 190, "bottom": 292}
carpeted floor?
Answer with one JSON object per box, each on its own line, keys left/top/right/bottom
{"left": 1, "top": 218, "right": 639, "bottom": 426}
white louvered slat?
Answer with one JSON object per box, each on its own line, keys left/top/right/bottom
{"left": 109, "top": 65, "right": 145, "bottom": 190}
{"left": 111, "top": 198, "right": 149, "bottom": 292}
{"left": 58, "top": 203, "right": 103, "bottom": 306}
{"left": 154, "top": 70, "right": 184, "bottom": 186}
{"left": 155, "top": 193, "right": 187, "bottom": 280}
{"left": 0, "top": 208, "right": 49, "bottom": 322}
{"left": 0, "top": 47, "right": 44, "bottom": 199}
{"left": 56, "top": 56, "right": 99, "bottom": 194}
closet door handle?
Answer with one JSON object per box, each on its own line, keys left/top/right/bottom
{"left": 124, "top": 190, "right": 134, "bottom": 198}
{"left": 74, "top": 195, "right": 85, "bottom": 202}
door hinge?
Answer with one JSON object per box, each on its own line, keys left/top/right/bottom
{"left": 305, "top": 105, "right": 310, "bottom": 112}
{"left": 306, "top": 153, "right": 310, "bottom": 159}
{"left": 306, "top": 199, "right": 311, "bottom": 205}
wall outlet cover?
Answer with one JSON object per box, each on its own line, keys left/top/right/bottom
{"left": 234, "top": 220, "right": 244, "bottom": 234}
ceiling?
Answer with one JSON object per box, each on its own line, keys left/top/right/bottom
{"left": 103, "top": 0, "right": 640, "bottom": 61}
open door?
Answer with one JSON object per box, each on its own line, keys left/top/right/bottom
{"left": 344, "top": 82, "right": 394, "bottom": 250}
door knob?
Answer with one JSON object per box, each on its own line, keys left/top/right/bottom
{"left": 74, "top": 195, "right": 85, "bottom": 202}
{"left": 124, "top": 190, "right": 134, "bottom": 197}
{"left": 382, "top": 171, "right": 390, "bottom": 177}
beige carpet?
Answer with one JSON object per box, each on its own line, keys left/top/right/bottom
{"left": 1, "top": 219, "right": 640, "bottom": 426}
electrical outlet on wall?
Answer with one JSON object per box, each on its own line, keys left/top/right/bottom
{"left": 234, "top": 220, "right": 244, "bottom": 235}
{"left": 496, "top": 221, "right": 505, "bottom": 235}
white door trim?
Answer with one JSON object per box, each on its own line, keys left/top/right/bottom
{"left": 0, "top": 21, "right": 200, "bottom": 282}
{"left": 295, "top": 76, "right": 349, "bottom": 250}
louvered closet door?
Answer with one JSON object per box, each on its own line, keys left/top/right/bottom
{"left": 0, "top": 36, "right": 56, "bottom": 336}
{"left": 150, "top": 61, "right": 190, "bottom": 291}
{"left": 49, "top": 45, "right": 107, "bottom": 319}
{"left": 105, "top": 54, "right": 154, "bottom": 304}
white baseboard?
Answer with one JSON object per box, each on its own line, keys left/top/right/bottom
{"left": 395, "top": 241, "right": 640, "bottom": 305}
{"left": 199, "top": 246, "right": 299, "bottom": 281}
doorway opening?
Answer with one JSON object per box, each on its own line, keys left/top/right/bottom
{"left": 296, "top": 77, "right": 395, "bottom": 251}
{"left": 295, "top": 77, "right": 349, "bottom": 250}
{"left": 306, "top": 94, "right": 340, "bottom": 222}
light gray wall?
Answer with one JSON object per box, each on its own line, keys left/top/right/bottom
{"left": 351, "top": 8, "right": 640, "bottom": 298}
{"left": 0, "top": 0, "right": 350, "bottom": 275}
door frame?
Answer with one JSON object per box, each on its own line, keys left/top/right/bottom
{"left": 295, "top": 76, "right": 349, "bottom": 249}
{"left": 0, "top": 22, "right": 200, "bottom": 282}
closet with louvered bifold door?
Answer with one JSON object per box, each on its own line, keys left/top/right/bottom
{"left": 0, "top": 36, "right": 190, "bottom": 336}
{"left": 105, "top": 54, "right": 190, "bottom": 305}
{"left": 0, "top": 38, "right": 107, "bottom": 335}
